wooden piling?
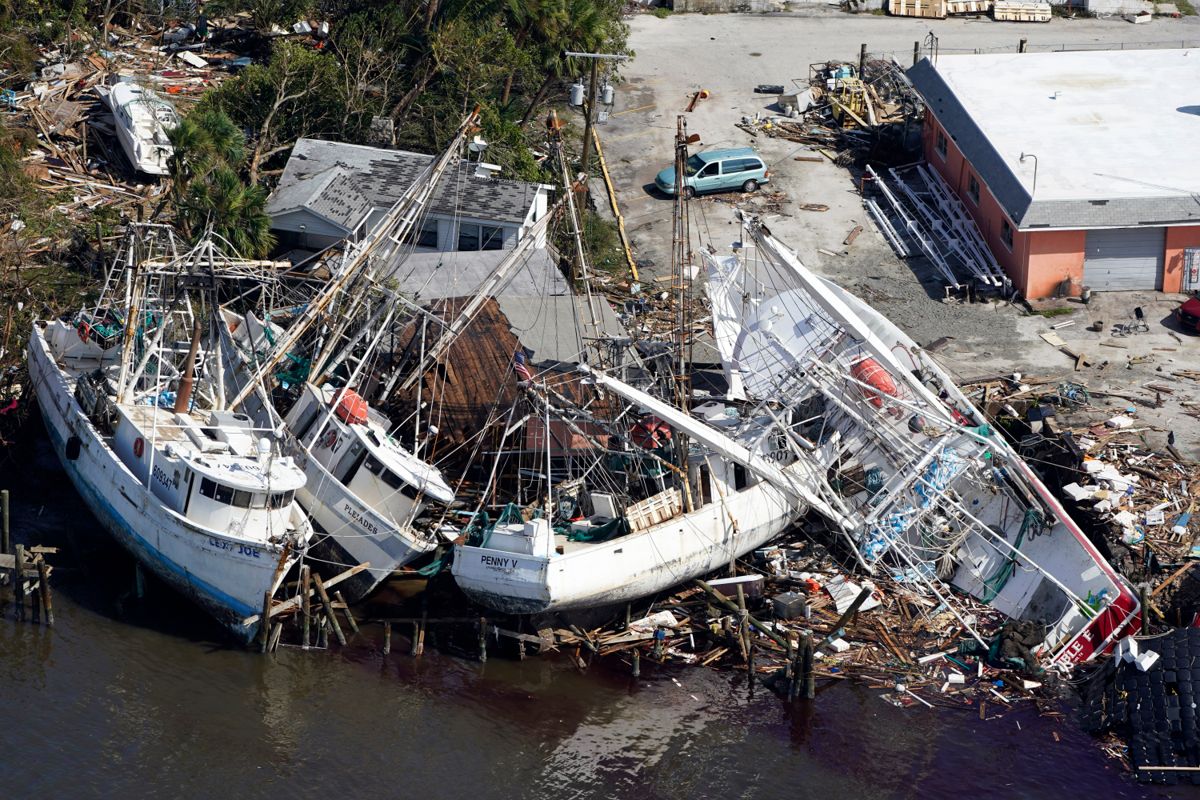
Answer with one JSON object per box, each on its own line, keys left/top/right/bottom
{"left": 478, "top": 616, "right": 488, "bottom": 663}
{"left": 1, "top": 489, "right": 9, "bottom": 554}
{"left": 913, "top": 41, "right": 920, "bottom": 67}
{"left": 1018, "top": 37, "right": 1028, "bottom": 53}
{"left": 13, "top": 543, "right": 25, "bottom": 620}
{"left": 632, "top": 648, "right": 640, "bottom": 678}
{"left": 747, "top": 643, "right": 755, "bottom": 698}
{"left": 300, "top": 565, "right": 312, "bottom": 648}
{"left": 313, "top": 575, "right": 346, "bottom": 646}
{"left": 37, "top": 556, "right": 53, "bottom": 627}
{"left": 259, "top": 591, "right": 272, "bottom": 653}
{"left": 269, "top": 622, "right": 283, "bottom": 653}
{"left": 859, "top": 43, "right": 868, "bottom": 76}
{"left": 334, "top": 590, "right": 359, "bottom": 635}
{"left": 802, "top": 634, "right": 815, "bottom": 699}
{"left": 382, "top": 622, "right": 392, "bottom": 655}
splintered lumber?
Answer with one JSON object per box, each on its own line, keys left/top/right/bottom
{"left": 241, "top": 562, "right": 370, "bottom": 626}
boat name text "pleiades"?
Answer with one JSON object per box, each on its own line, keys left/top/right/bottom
{"left": 481, "top": 555, "right": 518, "bottom": 570}
{"left": 342, "top": 502, "right": 380, "bottom": 537}
{"left": 207, "top": 537, "right": 262, "bottom": 558}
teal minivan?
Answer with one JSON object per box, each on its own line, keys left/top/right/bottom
{"left": 654, "top": 147, "right": 770, "bottom": 197}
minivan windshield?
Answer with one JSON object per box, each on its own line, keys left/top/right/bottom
{"left": 683, "top": 154, "right": 706, "bottom": 176}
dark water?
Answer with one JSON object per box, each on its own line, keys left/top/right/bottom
{"left": 0, "top": 431, "right": 1178, "bottom": 799}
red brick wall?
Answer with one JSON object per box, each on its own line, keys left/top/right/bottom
{"left": 1164, "top": 226, "right": 1200, "bottom": 294}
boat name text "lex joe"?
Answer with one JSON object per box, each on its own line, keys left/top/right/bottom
{"left": 481, "top": 554, "right": 520, "bottom": 571}
{"left": 207, "top": 537, "right": 262, "bottom": 558}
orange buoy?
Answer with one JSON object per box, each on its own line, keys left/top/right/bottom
{"left": 133, "top": 437, "right": 144, "bottom": 458}
{"left": 850, "top": 358, "right": 898, "bottom": 409}
{"left": 332, "top": 389, "right": 369, "bottom": 425}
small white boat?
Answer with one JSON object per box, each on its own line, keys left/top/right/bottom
{"left": 700, "top": 218, "right": 1139, "bottom": 668}
{"left": 103, "top": 81, "right": 178, "bottom": 175}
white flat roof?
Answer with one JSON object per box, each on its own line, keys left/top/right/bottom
{"left": 932, "top": 49, "right": 1200, "bottom": 203}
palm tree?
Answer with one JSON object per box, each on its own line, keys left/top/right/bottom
{"left": 181, "top": 166, "right": 274, "bottom": 258}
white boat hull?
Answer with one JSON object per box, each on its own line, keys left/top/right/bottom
{"left": 27, "top": 327, "right": 299, "bottom": 641}
{"left": 452, "top": 471, "right": 804, "bottom": 615}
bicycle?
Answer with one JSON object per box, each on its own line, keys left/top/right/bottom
{"left": 1111, "top": 306, "right": 1150, "bottom": 337}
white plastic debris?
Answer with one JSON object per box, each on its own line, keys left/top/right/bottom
{"left": 1106, "top": 415, "right": 1135, "bottom": 429}
{"left": 1062, "top": 482, "right": 1094, "bottom": 502}
{"left": 1083, "top": 459, "right": 1106, "bottom": 474}
{"left": 1135, "top": 651, "right": 1159, "bottom": 672}
{"left": 825, "top": 575, "right": 881, "bottom": 614}
{"left": 828, "top": 638, "right": 851, "bottom": 653}
{"left": 946, "top": 671, "right": 966, "bottom": 685}
{"left": 628, "top": 610, "right": 679, "bottom": 633}
{"left": 1116, "top": 635, "right": 1139, "bottom": 663}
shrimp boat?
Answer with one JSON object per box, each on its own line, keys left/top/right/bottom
{"left": 701, "top": 217, "right": 1139, "bottom": 668}
{"left": 27, "top": 226, "right": 313, "bottom": 641}
{"left": 102, "top": 80, "right": 179, "bottom": 175}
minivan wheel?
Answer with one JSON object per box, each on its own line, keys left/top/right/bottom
{"left": 742, "top": 179, "right": 759, "bottom": 193}
{"left": 684, "top": 186, "right": 696, "bottom": 199}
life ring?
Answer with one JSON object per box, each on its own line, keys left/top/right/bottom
{"left": 133, "top": 437, "right": 144, "bottom": 458}
{"left": 321, "top": 429, "right": 338, "bottom": 450}
{"left": 77, "top": 322, "right": 92, "bottom": 343}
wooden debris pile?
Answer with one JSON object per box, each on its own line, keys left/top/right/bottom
{"left": 736, "top": 56, "right": 922, "bottom": 166}
{"left": 559, "top": 535, "right": 1057, "bottom": 714}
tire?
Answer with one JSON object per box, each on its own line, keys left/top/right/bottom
{"left": 683, "top": 186, "right": 696, "bottom": 199}
{"left": 742, "top": 179, "right": 759, "bottom": 193}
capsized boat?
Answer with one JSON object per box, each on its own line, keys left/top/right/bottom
{"left": 702, "top": 218, "right": 1139, "bottom": 668}
{"left": 28, "top": 227, "right": 312, "bottom": 641}
{"left": 102, "top": 80, "right": 178, "bottom": 175}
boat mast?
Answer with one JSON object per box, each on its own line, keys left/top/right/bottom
{"left": 669, "top": 116, "right": 697, "bottom": 512}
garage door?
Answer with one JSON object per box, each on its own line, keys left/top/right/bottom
{"left": 1083, "top": 227, "right": 1165, "bottom": 291}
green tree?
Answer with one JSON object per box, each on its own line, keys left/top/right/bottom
{"left": 166, "top": 109, "right": 273, "bottom": 257}
{"left": 179, "top": 166, "right": 274, "bottom": 258}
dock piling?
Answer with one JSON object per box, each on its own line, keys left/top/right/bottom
{"left": 383, "top": 622, "right": 392, "bottom": 655}
{"left": 13, "top": 543, "right": 25, "bottom": 620}
{"left": 334, "top": 590, "right": 359, "bottom": 635}
{"left": 37, "top": 556, "right": 52, "bottom": 626}
{"left": 313, "top": 574, "right": 346, "bottom": 646}
{"left": 300, "top": 565, "right": 312, "bottom": 649}
{"left": 1, "top": 489, "right": 9, "bottom": 554}
{"left": 259, "top": 591, "right": 271, "bottom": 653}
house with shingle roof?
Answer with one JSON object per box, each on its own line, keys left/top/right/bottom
{"left": 908, "top": 49, "right": 1200, "bottom": 299}
{"left": 266, "top": 138, "right": 553, "bottom": 255}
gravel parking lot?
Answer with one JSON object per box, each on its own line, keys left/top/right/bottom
{"left": 594, "top": 10, "right": 1200, "bottom": 455}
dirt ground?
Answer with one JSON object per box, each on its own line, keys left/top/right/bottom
{"left": 595, "top": 9, "right": 1200, "bottom": 458}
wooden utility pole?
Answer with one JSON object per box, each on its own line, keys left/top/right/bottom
{"left": 565, "top": 50, "right": 629, "bottom": 175}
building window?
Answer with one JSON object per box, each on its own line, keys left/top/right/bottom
{"left": 416, "top": 219, "right": 438, "bottom": 248}
{"left": 968, "top": 175, "right": 980, "bottom": 205}
{"left": 480, "top": 225, "right": 504, "bottom": 250}
{"left": 457, "top": 223, "right": 480, "bottom": 251}
{"left": 935, "top": 131, "right": 948, "bottom": 159}
{"left": 1001, "top": 220, "right": 1013, "bottom": 250}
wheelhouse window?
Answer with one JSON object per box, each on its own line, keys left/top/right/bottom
{"left": 364, "top": 456, "right": 418, "bottom": 499}
{"left": 1001, "top": 220, "right": 1014, "bottom": 250}
{"left": 199, "top": 477, "right": 234, "bottom": 505}
{"left": 935, "top": 130, "right": 948, "bottom": 159}
{"left": 268, "top": 491, "right": 294, "bottom": 510}
{"left": 968, "top": 174, "right": 980, "bottom": 205}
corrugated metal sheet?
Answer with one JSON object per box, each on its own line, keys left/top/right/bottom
{"left": 1083, "top": 227, "right": 1164, "bottom": 291}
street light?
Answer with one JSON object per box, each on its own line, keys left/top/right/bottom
{"left": 1019, "top": 152, "right": 1038, "bottom": 198}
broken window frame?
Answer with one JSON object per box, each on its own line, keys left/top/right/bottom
{"left": 935, "top": 130, "right": 948, "bottom": 159}
{"left": 968, "top": 174, "right": 980, "bottom": 205}
{"left": 1001, "top": 219, "right": 1014, "bottom": 250}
